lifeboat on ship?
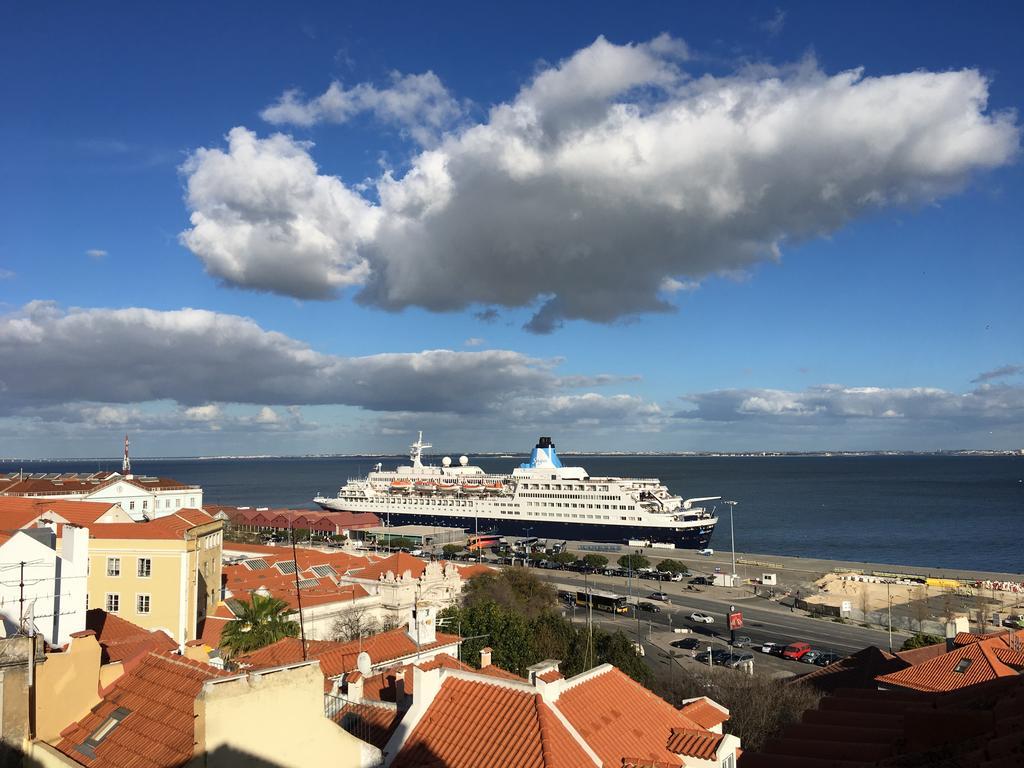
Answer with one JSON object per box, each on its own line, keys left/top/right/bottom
{"left": 414, "top": 480, "right": 437, "bottom": 493}
{"left": 436, "top": 481, "right": 457, "bottom": 493}
{"left": 461, "top": 482, "right": 483, "bottom": 494}
{"left": 390, "top": 479, "right": 412, "bottom": 493}
{"left": 484, "top": 481, "right": 504, "bottom": 493}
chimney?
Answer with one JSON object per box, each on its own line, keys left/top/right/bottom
{"left": 479, "top": 647, "right": 493, "bottom": 668}
{"left": 946, "top": 616, "right": 971, "bottom": 651}
{"left": 407, "top": 602, "right": 437, "bottom": 646}
{"left": 345, "top": 671, "right": 364, "bottom": 701}
{"left": 526, "top": 659, "right": 564, "bottom": 703}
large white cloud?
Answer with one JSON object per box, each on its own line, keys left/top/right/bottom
{"left": 0, "top": 301, "right": 556, "bottom": 414}
{"left": 180, "top": 36, "right": 1019, "bottom": 331}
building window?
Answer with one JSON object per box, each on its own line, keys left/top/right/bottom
{"left": 106, "top": 557, "right": 121, "bottom": 577}
{"left": 136, "top": 594, "right": 150, "bottom": 614}
{"left": 137, "top": 558, "right": 152, "bottom": 578}
{"left": 190, "top": 497, "right": 195, "bottom": 506}
{"left": 129, "top": 501, "right": 135, "bottom": 511}
{"left": 105, "top": 594, "right": 120, "bottom": 613}
{"left": 142, "top": 500, "right": 148, "bottom": 510}
{"left": 165, "top": 499, "right": 171, "bottom": 508}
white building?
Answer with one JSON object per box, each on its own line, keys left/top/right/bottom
{"left": 0, "top": 525, "right": 89, "bottom": 647}
{"left": 0, "top": 471, "right": 202, "bottom": 521}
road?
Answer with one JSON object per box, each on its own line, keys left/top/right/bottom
{"left": 535, "top": 569, "right": 910, "bottom": 657}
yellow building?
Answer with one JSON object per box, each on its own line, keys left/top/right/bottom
{"left": 69, "top": 509, "right": 223, "bottom": 645}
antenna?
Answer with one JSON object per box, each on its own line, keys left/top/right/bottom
{"left": 122, "top": 434, "right": 131, "bottom": 474}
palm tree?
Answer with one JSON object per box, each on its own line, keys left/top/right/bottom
{"left": 220, "top": 593, "right": 299, "bottom": 655}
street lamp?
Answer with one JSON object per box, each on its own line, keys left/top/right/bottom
{"left": 724, "top": 501, "right": 738, "bottom": 586}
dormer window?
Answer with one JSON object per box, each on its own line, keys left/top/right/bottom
{"left": 954, "top": 658, "right": 973, "bottom": 674}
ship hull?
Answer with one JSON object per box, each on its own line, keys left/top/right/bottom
{"left": 317, "top": 505, "right": 715, "bottom": 549}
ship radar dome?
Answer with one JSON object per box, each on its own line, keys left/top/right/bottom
{"left": 442, "top": 456, "right": 452, "bottom": 467}
{"left": 459, "top": 455, "right": 469, "bottom": 466}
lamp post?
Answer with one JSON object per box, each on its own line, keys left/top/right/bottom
{"left": 887, "top": 581, "right": 893, "bottom": 653}
{"left": 725, "top": 501, "right": 738, "bottom": 587}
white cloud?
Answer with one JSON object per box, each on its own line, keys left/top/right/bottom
{"left": 0, "top": 301, "right": 557, "bottom": 415}
{"left": 464, "top": 337, "right": 485, "bottom": 347}
{"left": 85, "top": 249, "right": 108, "bottom": 259}
{"left": 261, "top": 71, "right": 464, "bottom": 145}
{"left": 677, "top": 383, "right": 1024, "bottom": 426}
{"left": 971, "top": 364, "right": 1022, "bottom": 383}
{"left": 180, "top": 36, "right": 1019, "bottom": 332}
{"left": 0, "top": 269, "right": 14, "bottom": 280}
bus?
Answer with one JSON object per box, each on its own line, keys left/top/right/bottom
{"left": 466, "top": 533, "right": 503, "bottom": 552}
{"left": 575, "top": 590, "right": 629, "bottom": 614}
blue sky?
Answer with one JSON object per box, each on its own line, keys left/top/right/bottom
{"left": 1, "top": 1, "right": 1022, "bottom": 457}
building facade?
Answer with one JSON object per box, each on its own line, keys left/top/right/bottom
{"left": 69, "top": 510, "right": 223, "bottom": 646}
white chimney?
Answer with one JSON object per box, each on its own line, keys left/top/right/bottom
{"left": 479, "top": 647, "right": 492, "bottom": 668}
{"left": 407, "top": 603, "right": 437, "bottom": 646}
{"left": 346, "top": 671, "right": 364, "bottom": 701}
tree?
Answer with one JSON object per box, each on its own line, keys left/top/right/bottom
{"left": 442, "top": 543, "right": 462, "bottom": 558}
{"left": 463, "top": 566, "right": 556, "bottom": 619}
{"left": 220, "top": 593, "right": 299, "bottom": 656}
{"left": 656, "top": 559, "right": 688, "bottom": 575}
{"left": 618, "top": 554, "right": 650, "bottom": 571}
{"left": 858, "top": 584, "right": 872, "bottom": 624}
{"left": 582, "top": 554, "right": 608, "bottom": 569}
{"left": 910, "top": 586, "right": 930, "bottom": 633}
{"left": 385, "top": 536, "right": 415, "bottom": 550}
{"left": 548, "top": 551, "right": 577, "bottom": 566}
{"left": 650, "top": 666, "right": 821, "bottom": 752}
{"left": 900, "top": 633, "right": 944, "bottom": 651}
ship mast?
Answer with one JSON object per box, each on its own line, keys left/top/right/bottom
{"left": 410, "top": 431, "right": 432, "bottom": 469}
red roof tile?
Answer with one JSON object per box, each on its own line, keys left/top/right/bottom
{"left": 537, "top": 669, "right": 564, "bottom": 683}
{"left": 1, "top": 472, "right": 197, "bottom": 498}
{"left": 678, "top": 697, "right": 729, "bottom": 730}
{"left": 391, "top": 677, "right": 595, "bottom": 768}
{"left": 0, "top": 497, "right": 119, "bottom": 527}
{"left": 354, "top": 552, "right": 432, "bottom": 581}
{"left": 556, "top": 667, "right": 705, "bottom": 768}
{"left": 85, "top": 609, "right": 178, "bottom": 664}
{"left": 85, "top": 509, "right": 218, "bottom": 540}
{"left": 665, "top": 728, "right": 722, "bottom": 760}
{"left": 55, "top": 652, "right": 230, "bottom": 767}
{"left": 876, "top": 629, "right": 1024, "bottom": 693}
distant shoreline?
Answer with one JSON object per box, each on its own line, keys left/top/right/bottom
{"left": 2, "top": 449, "right": 1020, "bottom": 462}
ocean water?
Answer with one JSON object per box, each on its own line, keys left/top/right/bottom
{"left": 10, "top": 454, "right": 1022, "bottom": 573}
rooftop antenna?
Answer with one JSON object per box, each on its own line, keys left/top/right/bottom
{"left": 122, "top": 434, "right": 131, "bottom": 475}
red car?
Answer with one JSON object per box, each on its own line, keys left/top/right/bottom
{"left": 782, "top": 642, "right": 812, "bottom": 660}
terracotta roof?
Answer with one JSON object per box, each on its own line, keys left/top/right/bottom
{"left": 238, "top": 626, "right": 461, "bottom": 680}
{"left": 85, "top": 609, "right": 178, "bottom": 664}
{"left": 55, "top": 652, "right": 230, "bottom": 767}
{"left": 555, "top": 667, "right": 706, "bottom": 768}
{"left": 222, "top": 553, "right": 372, "bottom": 612}
{"left": 84, "top": 509, "right": 218, "bottom": 540}
{"left": 0, "top": 471, "right": 197, "bottom": 498}
{"left": 677, "top": 697, "right": 729, "bottom": 730}
{"left": 391, "top": 677, "right": 596, "bottom": 768}
{"left": 332, "top": 701, "right": 400, "bottom": 749}
{"left": 537, "top": 669, "right": 564, "bottom": 683}
{"left": 0, "top": 497, "right": 119, "bottom": 527}
{"left": 455, "top": 563, "right": 495, "bottom": 578}
{"left": 208, "top": 505, "right": 379, "bottom": 530}
{"left": 665, "top": 727, "right": 723, "bottom": 760}
{"left": 876, "top": 629, "right": 1024, "bottom": 693}
{"left": 196, "top": 603, "right": 237, "bottom": 649}
{"left": 796, "top": 646, "right": 908, "bottom": 693}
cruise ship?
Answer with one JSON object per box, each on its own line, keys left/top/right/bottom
{"left": 314, "top": 434, "right": 719, "bottom": 549}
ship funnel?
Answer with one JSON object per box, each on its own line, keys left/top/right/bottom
{"left": 523, "top": 436, "right": 562, "bottom": 469}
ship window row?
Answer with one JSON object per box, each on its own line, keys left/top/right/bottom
{"left": 521, "top": 483, "right": 610, "bottom": 492}
{"left": 522, "top": 492, "right": 623, "bottom": 502}
{"left": 525, "top": 501, "right": 634, "bottom": 511}
{"left": 372, "top": 498, "right": 476, "bottom": 507}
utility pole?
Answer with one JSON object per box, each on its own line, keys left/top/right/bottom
{"left": 289, "top": 518, "right": 308, "bottom": 661}
{"left": 887, "top": 581, "right": 893, "bottom": 653}
{"left": 725, "top": 501, "right": 738, "bottom": 586}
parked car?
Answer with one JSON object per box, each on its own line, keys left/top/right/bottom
{"left": 670, "top": 637, "right": 702, "bottom": 650}
{"left": 689, "top": 576, "right": 712, "bottom": 586}
{"left": 695, "top": 649, "right": 730, "bottom": 665}
{"left": 813, "top": 652, "right": 842, "bottom": 667}
{"left": 731, "top": 636, "right": 753, "bottom": 648}
{"left": 637, "top": 601, "right": 662, "bottom": 613}
{"left": 799, "top": 650, "right": 823, "bottom": 664}
{"left": 769, "top": 644, "right": 788, "bottom": 657}
{"left": 725, "top": 652, "right": 755, "bottom": 669}
{"left": 649, "top": 592, "right": 670, "bottom": 601}
{"left": 632, "top": 642, "right": 645, "bottom": 657}
{"left": 697, "top": 548, "right": 714, "bottom": 556}
{"left": 759, "top": 642, "right": 780, "bottom": 654}
{"left": 782, "top": 642, "right": 812, "bottom": 660}
{"left": 690, "top": 612, "right": 715, "bottom": 624}
{"left": 1002, "top": 614, "right": 1024, "bottom": 628}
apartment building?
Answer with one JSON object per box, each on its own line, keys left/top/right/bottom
{"left": 72, "top": 510, "right": 223, "bottom": 646}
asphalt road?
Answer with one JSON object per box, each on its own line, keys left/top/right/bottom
{"left": 536, "top": 569, "right": 910, "bottom": 657}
